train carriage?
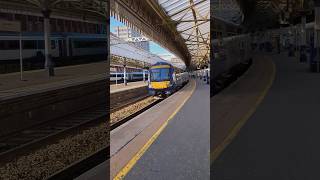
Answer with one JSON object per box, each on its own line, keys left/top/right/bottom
{"left": 0, "top": 33, "right": 106, "bottom": 61}
{"left": 148, "top": 62, "right": 189, "bottom": 97}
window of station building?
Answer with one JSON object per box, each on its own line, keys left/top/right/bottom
{"left": 78, "top": 21, "right": 83, "bottom": 33}
{"left": 76, "top": 21, "right": 80, "bottom": 33}
{"left": 91, "top": 23, "right": 97, "bottom": 34}
{"left": 27, "top": 15, "right": 38, "bottom": 32}
{"left": 37, "top": 17, "right": 44, "bottom": 31}
{"left": 57, "top": 19, "right": 64, "bottom": 32}
{"left": 50, "top": 19, "right": 57, "bottom": 32}
{"left": 14, "top": 14, "right": 27, "bottom": 31}
{"left": 65, "top": 20, "right": 71, "bottom": 32}
{"left": 0, "top": 12, "right": 13, "bottom": 20}
{"left": 69, "top": 21, "right": 74, "bottom": 32}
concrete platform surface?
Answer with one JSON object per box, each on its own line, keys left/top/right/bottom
{"left": 0, "top": 62, "right": 107, "bottom": 91}
{"left": 0, "top": 62, "right": 107, "bottom": 99}
{"left": 110, "top": 81, "right": 148, "bottom": 94}
{"left": 212, "top": 53, "right": 320, "bottom": 179}
{"left": 211, "top": 55, "right": 275, "bottom": 160}
{"left": 126, "top": 79, "right": 210, "bottom": 180}
{"left": 110, "top": 79, "right": 197, "bottom": 179}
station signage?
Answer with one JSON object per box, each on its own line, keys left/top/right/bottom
{"left": 0, "top": 19, "right": 21, "bottom": 32}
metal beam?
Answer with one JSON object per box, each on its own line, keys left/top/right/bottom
{"left": 111, "top": 0, "right": 191, "bottom": 66}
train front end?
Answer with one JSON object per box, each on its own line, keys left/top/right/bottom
{"left": 148, "top": 62, "right": 174, "bottom": 97}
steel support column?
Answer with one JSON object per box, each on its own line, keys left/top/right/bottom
{"left": 300, "top": 15, "right": 307, "bottom": 62}
{"left": 42, "top": 9, "right": 54, "bottom": 76}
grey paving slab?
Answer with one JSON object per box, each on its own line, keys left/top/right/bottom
{"left": 126, "top": 79, "right": 210, "bottom": 180}
{"left": 0, "top": 62, "right": 107, "bottom": 91}
{"left": 212, "top": 53, "right": 320, "bottom": 180}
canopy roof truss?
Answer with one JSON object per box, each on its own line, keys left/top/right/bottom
{"left": 110, "top": 0, "right": 191, "bottom": 66}
{"left": 157, "top": 0, "right": 210, "bottom": 67}
{"left": 110, "top": 32, "right": 186, "bottom": 69}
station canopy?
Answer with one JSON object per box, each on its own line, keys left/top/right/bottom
{"left": 156, "top": 0, "right": 210, "bottom": 67}
{"left": 212, "top": 0, "right": 242, "bottom": 25}
{"left": 0, "top": 0, "right": 107, "bottom": 20}
{"left": 110, "top": 33, "right": 186, "bottom": 69}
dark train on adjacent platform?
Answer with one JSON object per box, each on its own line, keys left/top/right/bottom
{"left": 212, "top": 34, "right": 253, "bottom": 96}
{"left": 212, "top": 34, "right": 252, "bottom": 78}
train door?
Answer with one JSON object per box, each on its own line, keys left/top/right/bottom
{"left": 69, "top": 39, "right": 73, "bottom": 56}
{"left": 58, "top": 40, "right": 64, "bottom": 57}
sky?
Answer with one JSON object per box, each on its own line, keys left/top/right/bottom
{"left": 110, "top": 17, "right": 174, "bottom": 56}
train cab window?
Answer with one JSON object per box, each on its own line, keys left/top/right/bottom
{"left": 150, "top": 68, "right": 170, "bottom": 82}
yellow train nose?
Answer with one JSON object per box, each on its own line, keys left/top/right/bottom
{"left": 150, "top": 81, "right": 170, "bottom": 89}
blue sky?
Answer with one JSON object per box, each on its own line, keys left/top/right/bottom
{"left": 110, "top": 17, "right": 173, "bottom": 56}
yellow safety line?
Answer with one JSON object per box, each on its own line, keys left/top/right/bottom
{"left": 210, "top": 58, "right": 276, "bottom": 164}
{"left": 113, "top": 80, "right": 197, "bottom": 180}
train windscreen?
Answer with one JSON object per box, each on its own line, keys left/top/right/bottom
{"left": 150, "top": 68, "right": 170, "bottom": 82}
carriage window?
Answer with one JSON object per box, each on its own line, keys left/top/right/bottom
{"left": 23, "top": 40, "right": 37, "bottom": 49}
{"left": 0, "top": 41, "right": 6, "bottom": 50}
{"left": 8, "top": 41, "right": 19, "bottom": 50}
{"left": 51, "top": 40, "right": 56, "bottom": 49}
{"left": 37, "top": 40, "right": 44, "bottom": 49}
{"left": 0, "top": 41, "right": 19, "bottom": 50}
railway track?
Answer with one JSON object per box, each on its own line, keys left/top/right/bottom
{"left": 110, "top": 94, "right": 150, "bottom": 113}
{"left": 110, "top": 81, "right": 189, "bottom": 130}
{"left": 0, "top": 104, "right": 107, "bottom": 165}
{"left": 46, "top": 146, "right": 109, "bottom": 180}
{"left": 111, "top": 98, "right": 162, "bottom": 130}
{"left": 46, "top": 97, "right": 162, "bottom": 179}
{"left": 41, "top": 96, "right": 161, "bottom": 179}
{"left": 0, "top": 88, "right": 148, "bottom": 161}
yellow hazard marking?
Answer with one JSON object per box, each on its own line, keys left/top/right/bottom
{"left": 113, "top": 80, "right": 197, "bottom": 180}
{"left": 210, "top": 58, "right": 276, "bottom": 164}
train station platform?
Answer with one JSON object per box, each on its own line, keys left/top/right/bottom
{"left": 110, "top": 81, "right": 148, "bottom": 94}
{"left": 212, "top": 52, "right": 320, "bottom": 179}
{"left": 109, "top": 78, "right": 209, "bottom": 179}
{"left": 0, "top": 62, "right": 107, "bottom": 97}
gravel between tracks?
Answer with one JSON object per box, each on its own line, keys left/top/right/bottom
{"left": 0, "top": 122, "right": 108, "bottom": 180}
{"left": 0, "top": 97, "right": 155, "bottom": 179}
{"left": 110, "top": 96, "right": 157, "bottom": 125}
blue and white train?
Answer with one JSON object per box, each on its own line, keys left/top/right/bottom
{"left": 0, "top": 32, "right": 107, "bottom": 61}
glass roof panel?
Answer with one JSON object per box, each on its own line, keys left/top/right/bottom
{"left": 157, "top": 0, "right": 210, "bottom": 65}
